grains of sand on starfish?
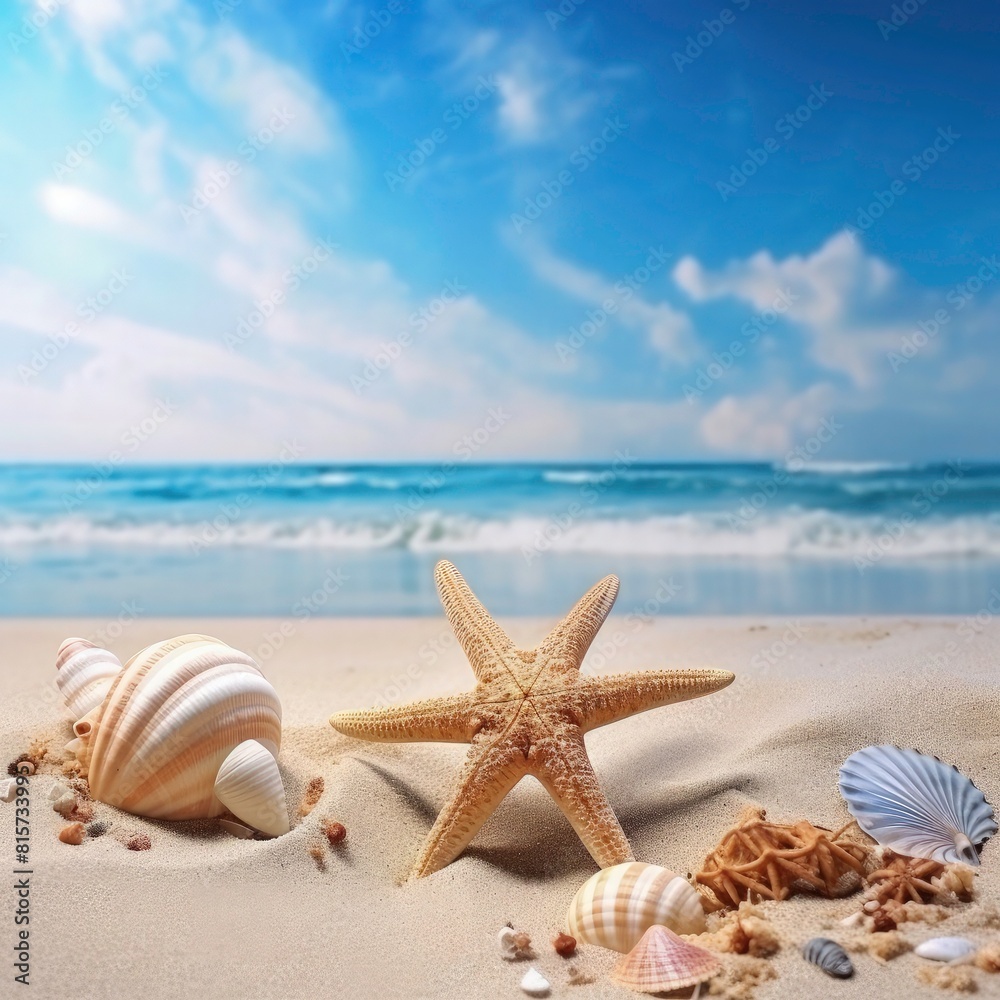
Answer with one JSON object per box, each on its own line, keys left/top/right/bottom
{"left": 695, "top": 807, "right": 869, "bottom": 908}
{"left": 329, "top": 560, "right": 735, "bottom": 879}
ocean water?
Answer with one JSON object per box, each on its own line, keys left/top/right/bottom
{"left": 0, "top": 461, "right": 998, "bottom": 616}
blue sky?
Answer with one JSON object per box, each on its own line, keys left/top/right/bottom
{"left": 0, "top": 0, "right": 998, "bottom": 462}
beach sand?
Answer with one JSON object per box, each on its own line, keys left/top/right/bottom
{"left": 2, "top": 616, "right": 999, "bottom": 999}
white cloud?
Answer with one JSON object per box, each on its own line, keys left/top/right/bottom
{"left": 39, "top": 183, "right": 133, "bottom": 232}
{"left": 699, "top": 383, "right": 836, "bottom": 455}
{"left": 674, "top": 231, "right": 921, "bottom": 388}
{"left": 525, "top": 243, "right": 698, "bottom": 363}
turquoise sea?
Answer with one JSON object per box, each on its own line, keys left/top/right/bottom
{"left": 0, "top": 461, "right": 997, "bottom": 616}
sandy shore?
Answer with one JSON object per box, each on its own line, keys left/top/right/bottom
{"left": 1, "top": 616, "right": 998, "bottom": 999}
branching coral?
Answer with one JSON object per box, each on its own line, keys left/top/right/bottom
{"left": 696, "top": 808, "right": 869, "bottom": 909}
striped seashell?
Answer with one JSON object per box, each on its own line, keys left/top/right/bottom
{"left": 67, "top": 634, "right": 288, "bottom": 836}
{"left": 802, "top": 937, "right": 853, "bottom": 978}
{"left": 55, "top": 638, "right": 123, "bottom": 721}
{"left": 839, "top": 745, "right": 996, "bottom": 866}
{"left": 566, "top": 862, "right": 706, "bottom": 953}
{"left": 612, "top": 925, "right": 720, "bottom": 994}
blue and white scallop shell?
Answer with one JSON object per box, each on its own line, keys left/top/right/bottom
{"left": 839, "top": 745, "right": 996, "bottom": 866}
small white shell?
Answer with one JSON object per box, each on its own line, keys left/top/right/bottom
{"left": 566, "top": 862, "right": 706, "bottom": 953}
{"left": 839, "top": 745, "right": 996, "bottom": 866}
{"left": 55, "top": 638, "right": 122, "bottom": 721}
{"left": 802, "top": 937, "right": 853, "bottom": 978}
{"left": 214, "top": 739, "right": 289, "bottom": 838}
{"left": 914, "top": 937, "right": 976, "bottom": 962}
{"left": 0, "top": 779, "right": 18, "bottom": 802}
{"left": 519, "top": 968, "right": 550, "bottom": 997}
{"left": 612, "top": 925, "right": 720, "bottom": 994}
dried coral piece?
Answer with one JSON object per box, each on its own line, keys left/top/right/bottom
{"left": 865, "top": 850, "right": 975, "bottom": 907}
{"left": 299, "top": 776, "right": 325, "bottom": 817}
{"left": 498, "top": 926, "right": 534, "bottom": 960}
{"left": 58, "top": 822, "right": 85, "bottom": 845}
{"left": 975, "top": 943, "right": 1000, "bottom": 973}
{"left": 695, "top": 903, "right": 780, "bottom": 957}
{"left": 917, "top": 963, "right": 978, "bottom": 993}
{"left": 706, "top": 956, "right": 777, "bottom": 999}
{"left": 849, "top": 930, "right": 912, "bottom": 963}
{"left": 695, "top": 807, "right": 869, "bottom": 908}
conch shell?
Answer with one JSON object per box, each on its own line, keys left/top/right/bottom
{"left": 63, "top": 634, "right": 288, "bottom": 836}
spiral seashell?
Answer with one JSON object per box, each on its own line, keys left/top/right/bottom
{"left": 802, "top": 937, "right": 853, "bottom": 978}
{"left": 55, "top": 638, "right": 123, "bottom": 721}
{"left": 839, "top": 745, "right": 997, "bottom": 866}
{"left": 915, "top": 937, "right": 976, "bottom": 962}
{"left": 612, "top": 925, "right": 720, "bottom": 994}
{"left": 566, "top": 862, "right": 706, "bottom": 953}
{"left": 67, "top": 634, "right": 287, "bottom": 835}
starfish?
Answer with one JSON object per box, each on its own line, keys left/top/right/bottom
{"left": 329, "top": 560, "right": 735, "bottom": 878}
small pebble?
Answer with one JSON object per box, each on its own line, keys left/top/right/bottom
{"left": 552, "top": 932, "right": 577, "bottom": 957}
{"left": 86, "top": 821, "right": 109, "bottom": 838}
{"left": 58, "top": 822, "right": 85, "bottom": 845}
{"left": 0, "top": 778, "right": 18, "bottom": 802}
{"left": 126, "top": 833, "right": 151, "bottom": 851}
{"left": 322, "top": 819, "right": 347, "bottom": 847}
{"left": 52, "top": 792, "right": 78, "bottom": 818}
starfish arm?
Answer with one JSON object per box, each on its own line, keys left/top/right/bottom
{"left": 530, "top": 730, "right": 634, "bottom": 869}
{"left": 330, "top": 693, "right": 476, "bottom": 744}
{"left": 411, "top": 737, "right": 526, "bottom": 878}
{"left": 434, "top": 560, "right": 515, "bottom": 682}
{"left": 575, "top": 669, "right": 735, "bottom": 732}
{"left": 536, "top": 574, "right": 619, "bottom": 669}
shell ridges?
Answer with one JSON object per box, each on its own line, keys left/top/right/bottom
{"left": 566, "top": 861, "right": 706, "bottom": 953}
{"left": 802, "top": 937, "right": 853, "bottom": 978}
{"left": 66, "top": 634, "right": 284, "bottom": 826}
{"left": 612, "top": 925, "right": 720, "bottom": 994}
{"left": 839, "top": 745, "right": 996, "bottom": 866}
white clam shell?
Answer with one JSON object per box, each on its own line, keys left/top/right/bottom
{"left": 214, "top": 739, "right": 289, "bottom": 837}
{"left": 839, "top": 745, "right": 996, "bottom": 866}
{"left": 68, "top": 634, "right": 284, "bottom": 829}
{"left": 566, "top": 862, "right": 707, "bottom": 953}
{"left": 55, "top": 638, "right": 122, "bottom": 721}
{"left": 519, "top": 968, "right": 550, "bottom": 997}
{"left": 914, "top": 937, "right": 976, "bottom": 962}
